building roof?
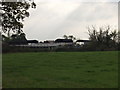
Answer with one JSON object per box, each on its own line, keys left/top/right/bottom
{"left": 76, "top": 40, "right": 91, "bottom": 42}
{"left": 55, "top": 39, "right": 73, "bottom": 43}
{"left": 27, "top": 40, "right": 38, "bottom": 43}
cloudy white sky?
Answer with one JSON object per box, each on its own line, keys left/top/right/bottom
{"left": 23, "top": 0, "right": 119, "bottom": 41}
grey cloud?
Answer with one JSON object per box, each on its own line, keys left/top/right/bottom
{"left": 24, "top": 2, "right": 118, "bottom": 41}
{"left": 49, "top": 2, "right": 118, "bottom": 40}
{"left": 65, "top": 2, "right": 117, "bottom": 22}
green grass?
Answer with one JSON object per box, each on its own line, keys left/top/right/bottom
{"left": 2, "top": 51, "right": 118, "bottom": 88}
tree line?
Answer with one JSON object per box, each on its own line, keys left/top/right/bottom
{"left": 63, "top": 26, "right": 119, "bottom": 51}
{"left": 85, "top": 26, "right": 119, "bottom": 51}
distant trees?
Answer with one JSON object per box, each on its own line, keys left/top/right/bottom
{"left": 2, "top": 32, "right": 28, "bottom": 53}
{"left": 1, "top": 0, "right": 36, "bottom": 38}
{"left": 87, "top": 26, "right": 118, "bottom": 51}
{"left": 118, "top": 31, "right": 120, "bottom": 50}
{"left": 63, "top": 35, "right": 76, "bottom": 41}
{"left": 63, "top": 26, "right": 119, "bottom": 51}
{"left": 2, "top": 33, "right": 27, "bottom": 45}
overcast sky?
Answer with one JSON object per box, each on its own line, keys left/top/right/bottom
{"left": 23, "top": 0, "right": 119, "bottom": 41}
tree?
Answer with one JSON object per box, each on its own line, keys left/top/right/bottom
{"left": 88, "top": 26, "right": 118, "bottom": 51}
{"left": 63, "top": 35, "right": 68, "bottom": 39}
{"left": 63, "top": 35, "right": 76, "bottom": 42}
{"left": 68, "top": 35, "right": 76, "bottom": 41}
{"left": 0, "top": 0, "right": 36, "bottom": 37}
{"left": 9, "top": 33, "right": 27, "bottom": 45}
{"left": 118, "top": 31, "right": 120, "bottom": 50}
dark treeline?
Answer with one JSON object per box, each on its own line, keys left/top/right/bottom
{"left": 82, "top": 26, "right": 119, "bottom": 51}
{"left": 2, "top": 26, "right": 120, "bottom": 53}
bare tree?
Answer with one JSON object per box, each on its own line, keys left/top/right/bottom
{"left": 88, "top": 25, "right": 118, "bottom": 50}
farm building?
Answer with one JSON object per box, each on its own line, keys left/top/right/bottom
{"left": 11, "top": 38, "right": 91, "bottom": 49}
{"left": 14, "top": 39, "right": 74, "bottom": 48}
{"left": 76, "top": 40, "right": 91, "bottom": 45}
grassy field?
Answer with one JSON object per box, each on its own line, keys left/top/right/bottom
{"left": 2, "top": 51, "right": 118, "bottom": 88}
